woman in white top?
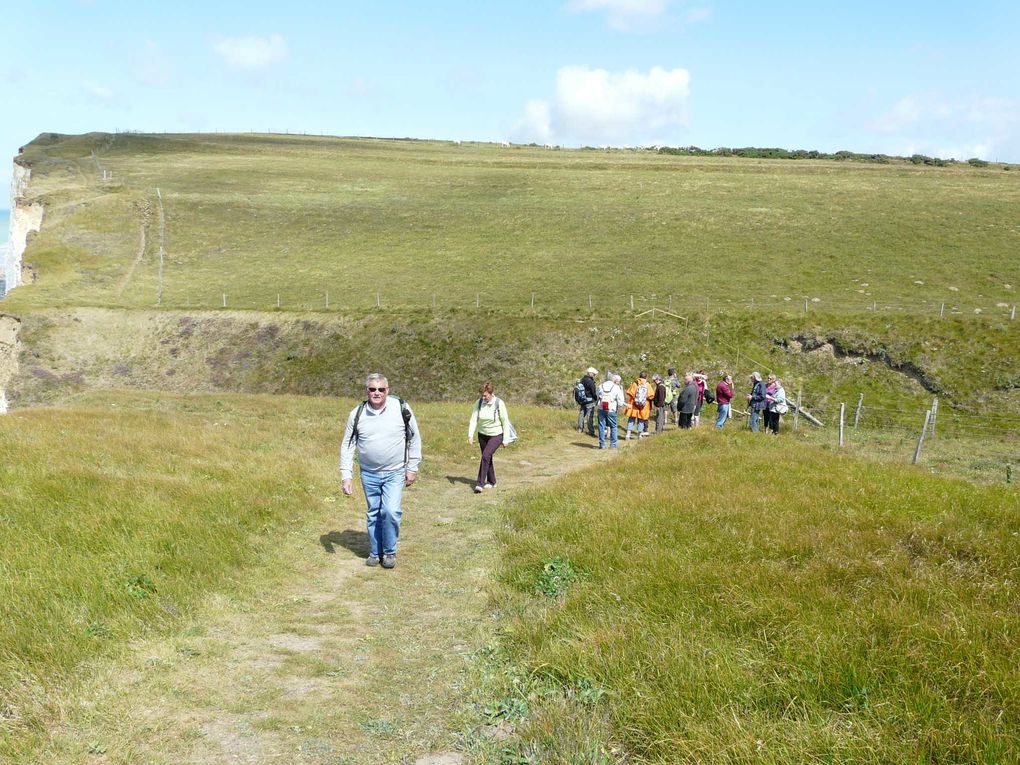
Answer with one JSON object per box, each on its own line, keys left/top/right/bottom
{"left": 765, "top": 378, "right": 788, "bottom": 434}
{"left": 468, "top": 381, "right": 510, "bottom": 492}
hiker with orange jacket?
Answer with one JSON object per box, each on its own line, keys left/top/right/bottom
{"left": 624, "top": 371, "right": 653, "bottom": 440}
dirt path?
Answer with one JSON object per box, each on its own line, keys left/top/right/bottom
{"left": 41, "top": 435, "right": 613, "bottom": 764}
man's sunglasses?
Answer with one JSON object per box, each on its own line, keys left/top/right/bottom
{"left": 367, "top": 386, "right": 388, "bottom": 392}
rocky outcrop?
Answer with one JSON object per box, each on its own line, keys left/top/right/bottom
{"left": 0, "top": 313, "right": 21, "bottom": 413}
{"left": 5, "top": 161, "right": 43, "bottom": 291}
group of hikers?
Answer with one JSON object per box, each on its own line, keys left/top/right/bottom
{"left": 339, "top": 367, "right": 788, "bottom": 570}
{"left": 574, "top": 366, "right": 789, "bottom": 448}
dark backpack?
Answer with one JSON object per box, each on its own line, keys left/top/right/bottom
{"left": 573, "top": 381, "right": 589, "bottom": 405}
{"left": 348, "top": 397, "right": 414, "bottom": 464}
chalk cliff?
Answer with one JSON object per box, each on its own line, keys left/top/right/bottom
{"left": 5, "top": 161, "right": 42, "bottom": 292}
{"left": 0, "top": 313, "right": 20, "bottom": 413}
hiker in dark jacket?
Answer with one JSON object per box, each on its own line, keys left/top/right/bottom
{"left": 652, "top": 374, "right": 668, "bottom": 433}
{"left": 747, "top": 371, "right": 768, "bottom": 432}
{"left": 577, "top": 366, "right": 599, "bottom": 436}
{"left": 677, "top": 372, "right": 699, "bottom": 429}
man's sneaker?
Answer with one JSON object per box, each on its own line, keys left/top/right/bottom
{"left": 365, "top": 554, "right": 380, "bottom": 567}
{"left": 473, "top": 485, "right": 484, "bottom": 493}
{"left": 381, "top": 554, "right": 396, "bottom": 569}
{"left": 484, "top": 483, "right": 495, "bottom": 490}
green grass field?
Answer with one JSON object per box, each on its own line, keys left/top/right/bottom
{"left": 494, "top": 430, "right": 1020, "bottom": 763}
{"left": 3, "top": 132, "right": 1018, "bottom": 763}
{"left": 8, "top": 132, "right": 1019, "bottom": 315}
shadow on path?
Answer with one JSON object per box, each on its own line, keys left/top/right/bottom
{"left": 319, "top": 528, "right": 370, "bottom": 558}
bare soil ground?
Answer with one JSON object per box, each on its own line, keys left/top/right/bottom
{"left": 35, "top": 435, "right": 611, "bottom": 764}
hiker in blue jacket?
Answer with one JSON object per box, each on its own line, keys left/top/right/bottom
{"left": 747, "top": 371, "right": 768, "bottom": 432}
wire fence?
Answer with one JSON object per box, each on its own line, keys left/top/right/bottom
{"left": 146, "top": 286, "right": 1020, "bottom": 321}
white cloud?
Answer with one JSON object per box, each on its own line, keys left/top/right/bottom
{"left": 872, "top": 93, "right": 1019, "bottom": 161}
{"left": 212, "top": 34, "right": 288, "bottom": 71}
{"left": 567, "top": 0, "right": 669, "bottom": 31}
{"left": 83, "top": 81, "right": 115, "bottom": 102}
{"left": 514, "top": 100, "right": 554, "bottom": 144}
{"left": 512, "top": 65, "right": 690, "bottom": 146}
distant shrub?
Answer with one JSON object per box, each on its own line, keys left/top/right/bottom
{"left": 968, "top": 158, "right": 989, "bottom": 167}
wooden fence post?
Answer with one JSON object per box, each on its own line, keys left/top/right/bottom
{"left": 588, "top": 295, "right": 592, "bottom": 311}
{"left": 630, "top": 295, "right": 634, "bottom": 311}
{"left": 853, "top": 393, "right": 864, "bottom": 429}
{"left": 325, "top": 292, "right": 329, "bottom": 309}
{"left": 793, "top": 389, "right": 802, "bottom": 431}
{"left": 838, "top": 403, "right": 845, "bottom": 447}
{"left": 222, "top": 293, "right": 227, "bottom": 308}
{"left": 913, "top": 410, "right": 932, "bottom": 464}
{"left": 531, "top": 292, "right": 535, "bottom": 308}
{"left": 930, "top": 397, "right": 938, "bottom": 439}
{"left": 940, "top": 302, "right": 945, "bottom": 317}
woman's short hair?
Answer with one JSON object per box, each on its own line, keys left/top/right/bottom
{"left": 480, "top": 381, "right": 494, "bottom": 395}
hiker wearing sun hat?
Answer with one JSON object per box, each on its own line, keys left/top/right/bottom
{"left": 577, "top": 366, "right": 599, "bottom": 437}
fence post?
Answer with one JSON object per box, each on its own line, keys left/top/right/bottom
{"left": 325, "top": 292, "right": 329, "bottom": 309}
{"left": 630, "top": 295, "right": 634, "bottom": 311}
{"left": 277, "top": 293, "right": 281, "bottom": 308}
{"left": 476, "top": 293, "right": 480, "bottom": 309}
{"left": 793, "top": 389, "right": 802, "bottom": 431}
{"left": 376, "top": 293, "right": 381, "bottom": 308}
{"left": 804, "top": 298, "right": 809, "bottom": 313}
{"left": 668, "top": 295, "right": 672, "bottom": 311}
{"left": 222, "top": 293, "right": 227, "bottom": 308}
{"left": 531, "top": 292, "right": 535, "bottom": 308}
{"left": 930, "top": 397, "right": 938, "bottom": 438}
{"left": 588, "top": 295, "right": 592, "bottom": 311}
{"left": 940, "top": 302, "right": 945, "bottom": 318}
{"left": 1012, "top": 305, "right": 1016, "bottom": 320}
{"left": 432, "top": 293, "right": 436, "bottom": 309}
{"left": 853, "top": 393, "right": 864, "bottom": 429}
{"left": 838, "top": 403, "right": 845, "bottom": 447}
{"left": 913, "top": 409, "right": 932, "bottom": 464}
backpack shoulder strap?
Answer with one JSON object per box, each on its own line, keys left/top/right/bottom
{"left": 348, "top": 401, "right": 368, "bottom": 447}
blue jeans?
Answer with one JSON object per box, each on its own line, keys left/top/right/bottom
{"left": 359, "top": 468, "right": 405, "bottom": 557}
{"left": 749, "top": 409, "right": 762, "bottom": 432}
{"left": 598, "top": 407, "right": 618, "bottom": 448}
{"left": 716, "top": 403, "right": 730, "bottom": 428}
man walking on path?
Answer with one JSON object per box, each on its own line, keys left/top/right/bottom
{"left": 340, "top": 373, "right": 422, "bottom": 569}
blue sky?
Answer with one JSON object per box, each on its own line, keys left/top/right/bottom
{"left": 3, "top": 0, "right": 1019, "bottom": 204}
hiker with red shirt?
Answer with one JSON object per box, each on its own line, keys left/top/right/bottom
{"left": 715, "top": 374, "right": 735, "bottom": 429}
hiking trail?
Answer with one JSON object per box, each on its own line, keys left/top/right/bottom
{"left": 39, "top": 434, "right": 615, "bottom": 764}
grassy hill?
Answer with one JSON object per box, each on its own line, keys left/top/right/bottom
{"left": 5, "top": 133, "right": 1019, "bottom": 418}
{"left": 7, "top": 132, "right": 1019, "bottom": 314}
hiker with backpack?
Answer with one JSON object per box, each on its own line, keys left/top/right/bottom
{"left": 596, "top": 372, "right": 626, "bottom": 449}
{"left": 666, "top": 367, "right": 682, "bottom": 426}
{"left": 575, "top": 366, "right": 599, "bottom": 437}
{"left": 653, "top": 374, "right": 669, "bottom": 433}
{"left": 624, "top": 371, "right": 653, "bottom": 440}
{"left": 468, "top": 381, "right": 513, "bottom": 493}
{"left": 340, "top": 373, "right": 422, "bottom": 569}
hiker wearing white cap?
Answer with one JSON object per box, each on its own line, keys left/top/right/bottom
{"left": 577, "top": 366, "right": 599, "bottom": 437}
